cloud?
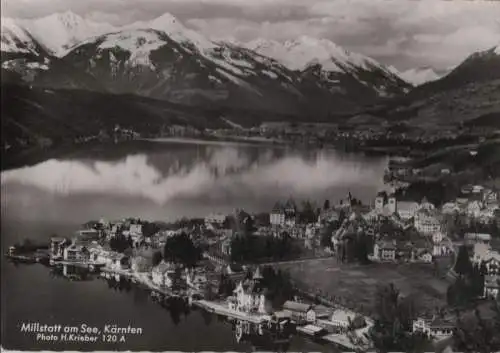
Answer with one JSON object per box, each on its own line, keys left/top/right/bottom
{"left": 2, "top": 0, "right": 500, "bottom": 70}
{"left": 1, "top": 151, "right": 385, "bottom": 206}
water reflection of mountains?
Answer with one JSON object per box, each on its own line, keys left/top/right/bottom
{"left": 67, "top": 141, "right": 359, "bottom": 179}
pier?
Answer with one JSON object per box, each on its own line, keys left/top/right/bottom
{"left": 193, "top": 300, "right": 270, "bottom": 324}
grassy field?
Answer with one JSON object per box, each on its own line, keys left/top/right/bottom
{"left": 276, "top": 258, "right": 453, "bottom": 316}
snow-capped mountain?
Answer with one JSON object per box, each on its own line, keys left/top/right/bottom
{"left": 248, "top": 36, "right": 411, "bottom": 98}
{"left": 20, "top": 11, "right": 117, "bottom": 57}
{"left": 1, "top": 18, "right": 41, "bottom": 55}
{"left": 1, "top": 18, "right": 54, "bottom": 83}
{"left": 412, "top": 44, "right": 500, "bottom": 95}
{"left": 249, "top": 36, "right": 386, "bottom": 73}
{"left": 398, "top": 67, "right": 441, "bottom": 86}
{"left": 62, "top": 28, "right": 316, "bottom": 113}
{"left": 1, "top": 11, "right": 412, "bottom": 114}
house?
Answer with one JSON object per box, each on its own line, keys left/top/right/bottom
{"left": 329, "top": 309, "right": 366, "bottom": 333}
{"left": 282, "top": 301, "right": 312, "bottom": 324}
{"left": 483, "top": 189, "right": 498, "bottom": 205}
{"left": 484, "top": 276, "right": 500, "bottom": 299}
{"left": 151, "top": 261, "right": 175, "bottom": 288}
{"left": 397, "top": 201, "right": 420, "bottom": 220}
{"left": 417, "top": 250, "right": 433, "bottom": 263}
{"left": 483, "top": 253, "right": 500, "bottom": 277}
{"left": 50, "top": 237, "right": 67, "bottom": 259}
{"left": 441, "top": 202, "right": 460, "bottom": 215}
{"left": 228, "top": 267, "right": 269, "bottom": 314}
{"left": 412, "top": 317, "right": 454, "bottom": 338}
{"left": 466, "top": 201, "right": 483, "bottom": 218}
{"left": 270, "top": 199, "right": 297, "bottom": 227}
{"left": 205, "top": 213, "right": 227, "bottom": 226}
{"left": 432, "top": 232, "right": 444, "bottom": 244}
{"left": 185, "top": 269, "right": 208, "bottom": 290}
{"left": 317, "top": 209, "right": 340, "bottom": 224}
{"left": 414, "top": 211, "right": 441, "bottom": 235}
{"left": 130, "top": 256, "right": 151, "bottom": 273}
{"left": 373, "top": 241, "right": 396, "bottom": 261}
{"left": 464, "top": 233, "right": 491, "bottom": 245}
{"left": 306, "top": 305, "right": 331, "bottom": 323}
{"left": 63, "top": 243, "right": 86, "bottom": 262}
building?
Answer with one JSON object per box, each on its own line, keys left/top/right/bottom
{"left": 63, "top": 243, "right": 86, "bottom": 262}
{"left": 484, "top": 276, "right": 500, "bottom": 299}
{"left": 185, "top": 269, "right": 208, "bottom": 290}
{"left": 306, "top": 305, "right": 331, "bottom": 323}
{"left": 466, "top": 201, "right": 483, "bottom": 218}
{"left": 130, "top": 256, "right": 151, "bottom": 273}
{"left": 317, "top": 209, "right": 340, "bottom": 224}
{"left": 415, "top": 211, "right": 441, "bottom": 235}
{"left": 329, "top": 309, "right": 367, "bottom": 333}
{"left": 397, "top": 201, "right": 420, "bottom": 220}
{"left": 229, "top": 267, "right": 269, "bottom": 314}
{"left": 282, "top": 301, "right": 312, "bottom": 325}
{"left": 464, "top": 233, "right": 492, "bottom": 245}
{"left": 412, "top": 317, "right": 454, "bottom": 339}
{"left": 151, "top": 261, "right": 175, "bottom": 288}
{"left": 373, "top": 241, "right": 396, "bottom": 261}
{"left": 205, "top": 213, "right": 227, "bottom": 226}
{"left": 50, "top": 237, "right": 67, "bottom": 259}
{"left": 270, "top": 199, "right": 297, "bottom": 227}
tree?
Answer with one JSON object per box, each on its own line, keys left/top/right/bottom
{"left": 454, "top": 245, "right": 472, "bottom": 277}
{"left": 454, "top": 304, "right": 500, "bottom": 353}
{"left": 367, "top": 284, "right": 429, "bottom": 353}
{"left": 163, "top": 232, "right": 201, "bottom": 268}
{"left": 152, "top": 251, "right": 163, "bottom": 267}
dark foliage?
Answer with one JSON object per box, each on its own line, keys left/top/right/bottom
{"left": 163, "top": 232, "right": 202, "bottom": 268}
{"left": 230, "top": 233, "right": 301, "bottom": 263}
{"left": 367, "top": 284, "right": 429, "bottom": 353}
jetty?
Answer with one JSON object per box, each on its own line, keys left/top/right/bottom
{"left": 193, "top": 300, "right": 270, "bottom": 324}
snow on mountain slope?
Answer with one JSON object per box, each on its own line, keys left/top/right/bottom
{"left": 126, "top": 13, "right": 216, "bottom": 53}
{"left": 247, "top": 36, "right": 411, "bottom": 98}
{"left": 248, "top": 36, "right": 390, "bottom": 74}
{"left": 399, "top": 67, "right": 441, "bottom": 86}
{"left": 1, "top": 18, "right": 39, "bottom": 54}
{"left": 20, "top": 11, "right": 117, "bottom": 56}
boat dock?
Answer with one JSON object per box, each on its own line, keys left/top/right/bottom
{"left": 193, "top": 300, "right": 270, "bottom": 324}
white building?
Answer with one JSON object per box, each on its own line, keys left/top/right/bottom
{"left": 412, "top": 317, "right": 454, "bottom": 339}
{"left": 151, "top": 261, "right": 175, "bottom": 288}
{"left": 205, "top": 213, "right": 227, "bottom": 226}
{"left": 466, "top": 201, "right": 483, "bottom": 218}
{"left": 228, "top": 267, "right": 268, "bottom": 314}
{"left": 270, "top": 200, "right": 297, "bottom": 227}
{"left": 415, "top": 212, "right": 441, "bottom": 235}
{"left": 397, "top": 201, "right": 420, "bottom": 220}
{"left": 328, "top": 309, "right": 367, "bottom": 333}
{"left": 373, "top": 241, "right": 396, "bottom": 262}
{"left": 484, "top": 276, "right": 500, "bottom": 299}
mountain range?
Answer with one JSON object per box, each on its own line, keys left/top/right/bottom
{"left": 1, "top": 11, "right": 500, "bottom": 158}
{"left": 1, "top": 11, "right": 415, "bottom": 116}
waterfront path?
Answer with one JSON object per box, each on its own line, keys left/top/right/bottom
{"left": 193, "top": 300, "right": 269, "bottom": 324}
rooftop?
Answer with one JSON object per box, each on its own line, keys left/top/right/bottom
{"left": 283, "top": 300, "right": 312, "bottom": 313}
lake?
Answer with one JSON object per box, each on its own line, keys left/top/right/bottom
{"left": 0, "top": 139, "right": 387, "bottom": 351}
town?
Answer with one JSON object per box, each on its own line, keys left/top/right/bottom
{"left": 7, "top": 180, "right": 500, "bottom": 352}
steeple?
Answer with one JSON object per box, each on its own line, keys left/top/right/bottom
{"left": 253, "top": 266, "right": 263, "bottom": 281}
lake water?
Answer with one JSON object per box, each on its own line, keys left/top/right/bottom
{"left": 1, "top": 140, "right": 387, "bottom": 351}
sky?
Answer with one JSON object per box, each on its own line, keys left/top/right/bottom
{"left": 2, "top": 0, "right": 500, "bottom": 71}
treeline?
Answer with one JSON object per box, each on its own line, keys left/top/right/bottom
{"left": 230, "top": 233, "right": 301, "bottom": 263}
